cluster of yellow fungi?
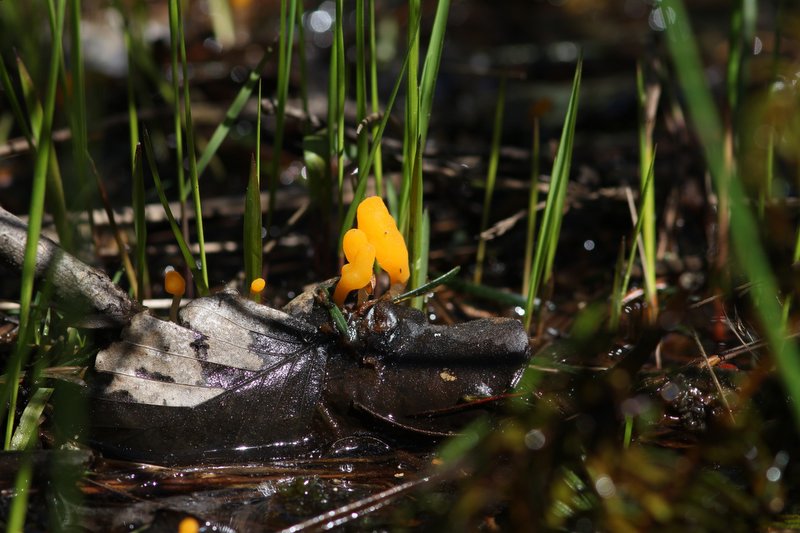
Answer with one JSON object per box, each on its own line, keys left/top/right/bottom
{"left": 160, "top": 197, "right": 405, "bottom": 313}
{"left": 333, "top": 196, "right": 409, "bottom": 306}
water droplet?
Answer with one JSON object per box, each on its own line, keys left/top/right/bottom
{"left": 524, "top": 429, "right": 546, "bottom": 450}
{"left": 766, "top": 466, "right": 782, "bottom": 482}
{"left": 595, "top": 476, "right": 616, "bottom": 498}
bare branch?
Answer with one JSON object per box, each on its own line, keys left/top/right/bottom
{"left": 0, "top": 206, "right": 139, "bottom": 325}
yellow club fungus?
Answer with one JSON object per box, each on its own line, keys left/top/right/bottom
{"left": 250, "top": 277, "right": 266, "bottom": 302}
{"left": 356, "top": 196, "right": 409, "bottom": 286}
{"left": 164, "top": 269, "right": 186, "bottom": 322}
{"left": 342, "top": 228, "right": 370, "bottom": 262}
{"left": 178, "top": 516, "right": 200, "bottom": 533}
{"left": 333, "top": 242, "right": 376, "bottom": 306}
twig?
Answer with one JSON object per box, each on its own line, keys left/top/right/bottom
{"left": 692, "top": 329, "right": 735, "bottom": 424}
{"left": 0, "top": 206, "right": 139, "bottom": 325}
{"left": 278, "top": 475, "right": 433, "bottom": 532}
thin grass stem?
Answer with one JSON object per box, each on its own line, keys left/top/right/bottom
{"left": 167, "top": 0, "right": 188, "bottom": 236}
{"left": 175, "top": 0, "right": 209, "bottom": 291}
{"left": 132, "top": 144, "right": 147, "bottom": 303}
{"left": 244, "top": 81, "right": 264, "bottom": 293}
{"left": 522, "top": 118, "right": 540, "bottom": 295}
{"left": 524, "top": 58, "right": 582, "bottom": 330}
{"left": 636, "top": 63, "right": 658, "bottom": 319}
{"left": 269, "top": 0, "right": 298, "bottom": 232}
{"left": 3, "top": 0, "right": 66, "bottom": 450}
{"left": 368, "top": 0, "right": 383, "bottom": 196}
{"left": 474, "top": 75, "right": 507, "bottom": 284}
{"left": 337, "top": 18, "right": 421, "bottom": 250}
{"left": 142, "top": 129, "right": 208, "bottom": 295}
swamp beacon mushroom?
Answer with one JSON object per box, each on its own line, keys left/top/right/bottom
{"left": 333, "top": 196, "right": 410, "bottom": 306}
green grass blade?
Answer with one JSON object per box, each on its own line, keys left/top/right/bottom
{"left": 474, "top": 75, "right": 507, "bottom": 284}
{"left": 409, "top": 0, "right": 449, "bottom": 306}
{"left": 89, "top": 156, "right": 138, "bottom": 294}
{"left": 522, "top": 118, "right": 540, "bottom": 295}
{"left": 726, "top": 0, "right": 756, "bottom": 138}
{"left": 132, "top": 144, "right": 147, "bottom": 303}
{"left": 418, "top": 0, "right": 450, "bottom": 147}
{"left": 142, "top": 129, "right": 208, "bottom": 295}
{"left": 663, "top": 0, "right": 800, "bottom": 427}
{"left": 524, "top": 58, "right": 582, "bottom": 330}
{"left": 269, "top": 0, "right": 298, "bottom": 231}
{"left": 4, "top": 0, "right": 66, "bottom": 450}
{"left": 324, "top": 288, "right": 350, "bottom": 339}
{"left": 244, "top": 153, "right": 262, "bottom": 292}
{"left": 174, "top": 0, "right": 209, "bottom": 291}
{"left": 68, "top": 0, "right": 88, "bottom": 205}
{"left": 9, "top": 387, "right": 53, "bottom": 451}
{"left": 609, "top": 238, "right": 627, "bottom": 330}
{"left": 445, "top": 276, "right": 528, "bottom": 308}
{"left": 7, "top": 455, "right": 33, "bottom": 533}
{"left": 620, "top": 151, "right": 657, "bottom": 315}
{"left": 244, "top": 81, "right": 263, "bottom": 293}
{"left": 636, "top": 63, "right": 657, "bottom": 315}
{"left": 16, "top": 50, "right": 42, "bottom": 141}
{"left": 356, "top": 0, "right": 368, "bottom": 184}
{"left": 0, "top": 55, "right": 34, "bottom": 146}
{"left": 326, "top": 29, "right": 338, "bottom": 238}
{"left": 437, "top": 417, "right": 491, "bottom": 464}
{"left": 334, "top": 0, "right": 346, "bottom": 199}
{"left": 368, "top": 0, "right": 383, "bottom": 196}
{"left": 337, "top": 18, "right": 421, "bottom": 250}
{"left": 398, "top": 0, "right": 420, "bottom": 233}
{"left": 296, "top": 4, "right": 309, "bottom": 119}
{"left": 167, "top": 0, "right": 187, "bottom": 226}
{"left": 326, "top": 20, "right": 337, "bottom": 202}
{"left": 121, "top": 5, "right": 139, "bottom": 168}
{"left": 392, "top": 266, "right": 460, "bottom": 303}
{"left": 208, "top": 0, "right": 235, "bottom": 48}
{"left": 410, "top": 207, "right": 430, "bottom": 308}
{"left": 196, "top": 51, "right": 270, "bottom": 176}
{"left": 543, "top": 71, "right": 581, "bottom": 282}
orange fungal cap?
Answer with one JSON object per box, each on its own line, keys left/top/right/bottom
{"left": 178, "top": 517, "right": 200, "bottom": 533}
{"left": 356, "top": 196, "right": 409, "bottom": 285}
{"left": 250, "top": 277, "right": 266, "bottom": 293}
{"left": 165, "top": 270, "right": 186, "bottom": 296}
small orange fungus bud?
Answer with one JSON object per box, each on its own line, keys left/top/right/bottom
{"left": 164, "top": 270, "right": 186, "bottom": 297}
{"left": 178, "top": 516, "right": 200, "bottom": 533}
{"left": 333, "top": 243, "right": 376, "bottom": 306}
{"left": 165, "top": 269, "right": 185, "bottom": 322}
{"left": 356, "top": 196, "right": 409, "bottom": 285}
{"left": 250, "top": 277, "right": 266, "bottom": 294}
